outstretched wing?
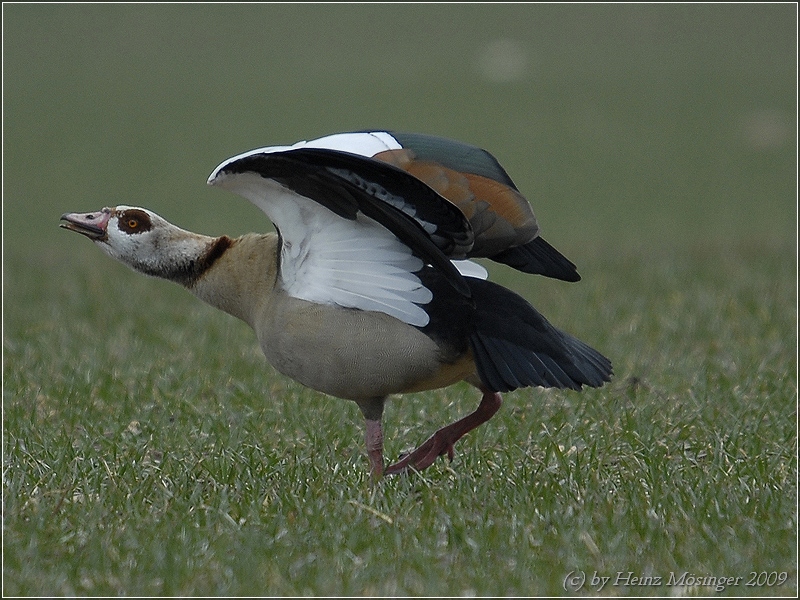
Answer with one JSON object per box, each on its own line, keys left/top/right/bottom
{"left": 375, "top": 131, "right": 581, "bottom": 282}
{"left": 207, "top": 138, "right": 477, "bottom": 327}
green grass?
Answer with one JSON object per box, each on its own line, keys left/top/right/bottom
{"left": 3, "top": 241, "right": 796, "bottom": 596}
{"left": 3, "top": 2, "right": 797, "bottom": 597}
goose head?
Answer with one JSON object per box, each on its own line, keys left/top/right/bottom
{"left": 60, "top": 205, "right": 218, "bottom": 284}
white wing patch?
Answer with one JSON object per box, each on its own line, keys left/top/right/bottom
{"left": 302, "top": 131, "right": 401, "bottom": 156}
{"left": 209, "top": 171, "right": 434, "bottom": 327}
{"left": 453, "top": 260, "right": 488, "bottom": 280}
{"left": 208, "top": 132, "right": 401, "bottom": 181}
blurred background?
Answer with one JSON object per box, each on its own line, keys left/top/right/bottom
{"left": 3, "top": 6, "right": 796, "bottom": 595}
{"left": 3, "top": 3, "right": 795, "bottom": 258}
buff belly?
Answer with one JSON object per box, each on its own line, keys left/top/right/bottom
{"left": 257, "top": 294, "right": 473, "bottom": 400}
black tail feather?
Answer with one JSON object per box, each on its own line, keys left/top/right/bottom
{"left": 470, "top": 334, "right": 521, "bottom": 392}
{"left": 491, "top": 236, "right": 581, "bottom": 282}
{"left": 466, "top": 278, "right": 612, "bottom": 393}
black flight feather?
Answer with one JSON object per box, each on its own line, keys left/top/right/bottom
{"left": 466, "top": 278, "right": 612, "bottom": 392}
{"left": 491, "top": 237, "right": 581, "bottom": 282}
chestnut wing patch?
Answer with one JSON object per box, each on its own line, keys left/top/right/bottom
{"left": 375, "top": 133, "right": 581, "bottom": 282}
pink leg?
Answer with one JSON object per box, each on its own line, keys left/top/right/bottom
{"left": 357, "top": 398, "right": 386, "bottom": 480}
{"left": 385, "top": 387, "right": 503, "bottom": 475}
{"left": 364, "top": 417, "right": 384, "bottom": 479}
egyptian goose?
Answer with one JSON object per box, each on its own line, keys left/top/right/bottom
{"left": 60, "top": 131, "right": 612, "bottom": 478}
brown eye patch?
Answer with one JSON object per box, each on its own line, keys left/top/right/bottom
{"left": 118, "top": 209, "right": 152, "bottom": 234}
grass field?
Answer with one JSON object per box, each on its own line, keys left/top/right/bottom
{"left": 3, "top": 3, "right": 797, "bottom": 597}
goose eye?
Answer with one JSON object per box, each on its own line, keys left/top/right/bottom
{"left": 118, "top": 209, "right": 152, "bottom": 234}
